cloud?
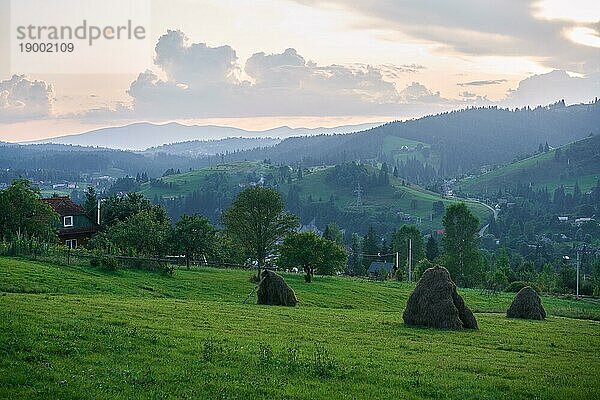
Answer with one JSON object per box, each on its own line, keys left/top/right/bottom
{"left": 504, "top": 69, "right": 600, "bottom": 107}
{"left": 459, "top": 91, "right": 477, "bottom": 98}
{"left": 107, "top": 31, "right": 600, "bottom": 123}
{"left": 293, "top": 0, "right": 600, "bottom": 74}
{"left": 126, "top": 30, "right": 452, "bottom": 118}
{"left": 458, "top": 79, "right": 508, "bottom": 87}
{"left": 398, "top": 82, "right": 447, "bottom": 103}
{"left": 153, "top": 30, "right": 239, "bottom": 85}
{"left": 0, "top": 75, "right": 55, "bottom": 122}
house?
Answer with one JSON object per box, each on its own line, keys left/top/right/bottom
{"left": 367, "top": 261, "right": 396, "bottom": 279}
{"left": 42, "top": 196, "right": 99, "bottom": 249}
{"left": 298, "top": 218, "right": 322, "bottom": 235}
{"left": 575, "top": 217, "right": 594, "bottom": 225}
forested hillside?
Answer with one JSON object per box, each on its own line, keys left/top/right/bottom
{"left": 222, "top": 101, "right": 600, "bottom": 178}
{"left": 458, "top": 134, "right": 600, "bottom": 195}
{"left": 138, "top": 161, "right": 490, "bottom": 236}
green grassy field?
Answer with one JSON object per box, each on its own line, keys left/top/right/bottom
{"left": 381, "top": 136, "right": 441, "bottom": 168}
{"left": 2, "top": 257, "right": 600, "bottom": 399}
{"left": 138, "top": 161, "right": 280, "bottom": 199}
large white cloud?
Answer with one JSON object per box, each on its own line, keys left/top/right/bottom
{"left": 154, "top": 30, "right": 239, "bottom": 85}
{"left": 126, "top": 30, "right": 442, "bottom": 118}
{"left": 0, "top": 75, "right": 55, "bottom": 122}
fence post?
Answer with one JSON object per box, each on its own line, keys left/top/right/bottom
{"left": 67, "top": 248, "right": 71, "bottom": 265}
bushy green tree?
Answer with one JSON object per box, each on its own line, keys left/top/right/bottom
{"left": 0, "top": 179, "right": 57, "bottom": 242}
{"left": 173, "top": 214, "right": 216, "bottom": 268}
{"left": 94, "top": 208, "right": 171, "bottom": 257}
{"left": 442, "top": 203, "right": 481, "bottom": 287}
{"left": 536, "top": 264, "right": 557, "bottom": 293}
{"left": 362, "top": 226, "right": 380, "bottom": 271}
{"left": 425, "top": 235, "right": 439, "bottom": 261}
{"left": 591, "top": 259, "right": 600, "bottom": 296}
{"left": 223, "top": 187, "right": 298, "bottom": 278}
{"left": 323, "top": 223, "right": 344, "bottom": 245}
{"left": 101, "top": 192, "right": 158, "bottom": 227}
{"left": 349, "top": 233, "right": 364, "bottom": 276}
{"left": 278, "top": 231, "right": 347, "bottom": 282}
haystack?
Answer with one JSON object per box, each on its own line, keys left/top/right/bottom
{"left": 257, "top": 270, "right": 298, "bottom": 307}
{"left": 403, "top": 265, "right": 478, "bottom": 330}
{"left": 507, "top": 286, "right": 545, "bottom": 320}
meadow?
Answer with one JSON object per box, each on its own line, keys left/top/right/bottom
{"left": 1, "top": 257, "right": 599, "bottom": 399}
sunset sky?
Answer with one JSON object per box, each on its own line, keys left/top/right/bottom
{"left": 0, "top": 0, "right": 599, "bottom": 141}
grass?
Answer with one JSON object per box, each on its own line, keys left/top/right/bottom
{"left": 1, "top": 257, "right": 600, "bottom": 399}
{"left": 138, "top": 161, "right": 280, "bottom": 199}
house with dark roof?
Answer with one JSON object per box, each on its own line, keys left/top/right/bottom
{"left": 42, "top": 196, "right": 99, "bottom": 248}
{"left": 367, "top": 261, "right": 396, "bottom": 279}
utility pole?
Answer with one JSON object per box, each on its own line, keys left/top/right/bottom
{"left": 97, "top": 198, "right": 101, "bottom": 225}
{"left": 576, "top": 249, "right": 580, "bottom": 300}
{"left": 408, "top": 238, "right": 412, "bottom": 282}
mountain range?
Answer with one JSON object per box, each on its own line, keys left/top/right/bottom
{"left": 23, "top": 122, "right": 381, "bottom": 150}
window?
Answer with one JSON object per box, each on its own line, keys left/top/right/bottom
{"left": 63, "top": 216, "right": 73, "bottom": 227}
{"left": 65, "top": 239, "right": 77, "bottom": 249}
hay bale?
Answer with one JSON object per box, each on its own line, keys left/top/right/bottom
{"left": 506, "top": 286, "right": 546, "bottom": 320}
{"left": 257, "top": 270, "right": 298, "bottom": 307}
{"left": 403, "top": 265, "right": 478, "bottom": 330}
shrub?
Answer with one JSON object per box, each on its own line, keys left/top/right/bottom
{"left": 100, "top": 256, "right": 118, "bottom": 272}
{"left": 580, "top": 280, "right": 593, "bottom": 296}
{"left": 505, "top": 281, "right": 541, "bottom": 294}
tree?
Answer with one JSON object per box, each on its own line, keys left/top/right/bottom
{"left": 432, "top": 201, "right": 445, "bottom": 217}
{"left": 350, "top": 233, "right": 364, "bottom": 276}
{"left": 495, "top": 247, "right": 511, "bottom": 278}
{"left": 515, "top": 261, "right": 536, "bottom": 282}
{"left": 425, "top": 235, "right": 439, "bottom": 261}
{"left": 278, "top": 231, "right": 347, "bottom": 282}
{"left": 391, "top": 225, "right": 425, "bottom": 276}
{"left": 362, "top": 226, "right": 380, "bottom": 271}
{"left": 84, "top": 186, "right": 97, "bottom": 219}
{"left": 591, "top": 259, "right": 600, "bottom": 296}
{"left": 323, "top": 223, "right": 344, "bottom": 245}
{"left": 101, "top": 192, "right": 158, "bottom": 227}
{"left": 536, "top": 263, "right": 557, "bottom": 293}
{"left": 173, "top": 214, "right": 216, "bottom": 268}
{"left": 223, "top": 187, "right": 298, "bottom": 278}
{"left": 442, "top": 203, "right": 481, "bottom": 287}
{"left": 95, "top": 208, "right": 172, "bottom": 257}
{"left": 0, "top": 178, "right": 57, "bottom": 242}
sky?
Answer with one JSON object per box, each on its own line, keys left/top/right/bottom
{"left": 0, "top": 0, "right": 599, "bottom": 142}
